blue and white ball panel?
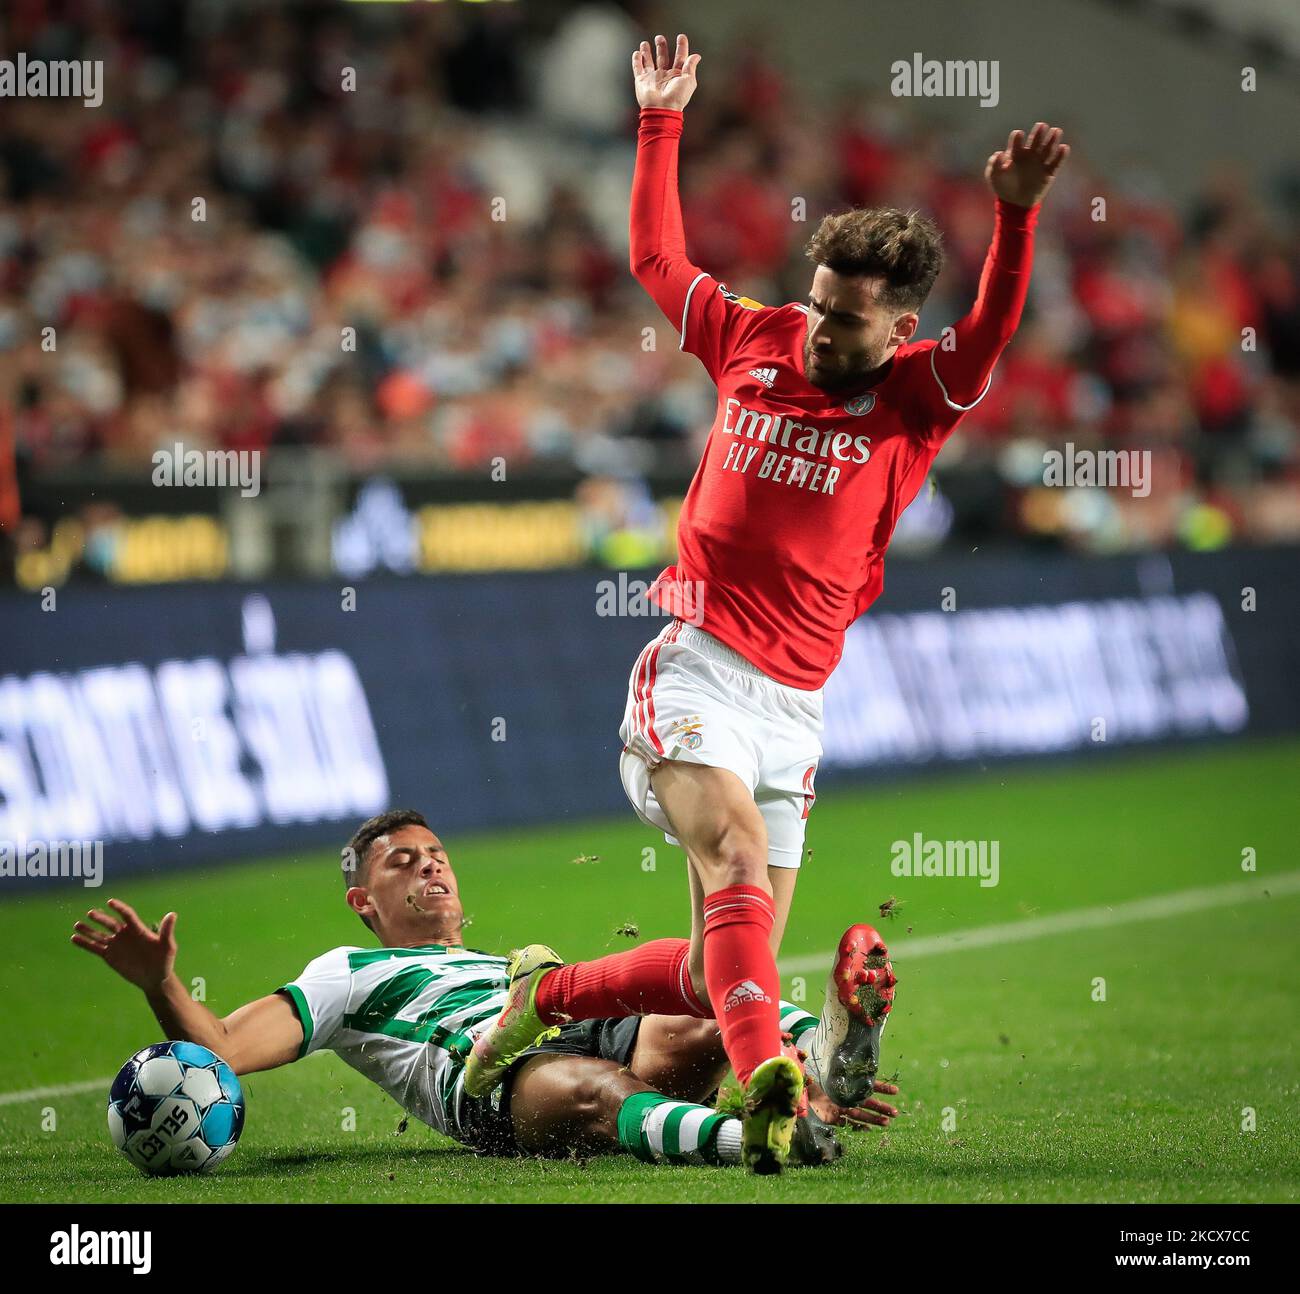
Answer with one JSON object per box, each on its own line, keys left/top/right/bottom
{"left": 215, "top": 1061, "right": 242, "bottom": 1105}
{"left": 180, "top": 1066, "right": 222, "bottom": 1107}
{"left": 136, "top": 1056, "right": 184, "bottom": 1097}
{"left": 168, "top": 1041, "right": 220, "bottom": 1067}
{"left": 200, "top": 1101, "right": 237, "bottom": 1146}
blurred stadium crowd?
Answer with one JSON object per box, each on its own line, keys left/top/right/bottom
{"left": 2, "top": 0, "right": 1299, "bottom": 568}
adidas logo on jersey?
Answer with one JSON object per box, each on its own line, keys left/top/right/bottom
{"left": 748, "top": 366, "right": 777, "bottom": 388}
{"left": 724, "top": 979, "right": 772, "bottom": 1011}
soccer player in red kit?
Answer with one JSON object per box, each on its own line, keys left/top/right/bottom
{"left": 467, "top": 33, "right": 1070, "bottom": 1172}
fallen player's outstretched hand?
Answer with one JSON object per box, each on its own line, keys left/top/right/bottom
{"left": 71, "top": 897, "right": 177, "bottom": 993}
{"left": 808, "top": 1075, "right": 902, "bottom": 1130}
{"left": 985, "top": 121, "right": 1070, "bottom": 208}
{"left": 632, "top": 32, "right": 701, "bottom": 112}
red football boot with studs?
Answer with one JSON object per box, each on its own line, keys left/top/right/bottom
{"left": 804, "top": 924, "right": 898, "bottom": 1108}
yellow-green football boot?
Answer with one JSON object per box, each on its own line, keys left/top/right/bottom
{"left": 462, "top": 944, "right": 563, "bottom": 1098}
{"left": 741, "top": 1053, "right": 805, "bottom": 1175}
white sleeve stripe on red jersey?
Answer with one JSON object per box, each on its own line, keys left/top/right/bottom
{"left": 929, "top": 346, "right": 993, "bottom": 411}
{"left": 679, "top": 270, "right": 710, "bottom": 351}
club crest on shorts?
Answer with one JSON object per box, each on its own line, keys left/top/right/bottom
{"left": 843, "top": 392, "right": 876, "bottom": 416}
{"left": 667, "top": 715, "right": 704, "bottom": 752}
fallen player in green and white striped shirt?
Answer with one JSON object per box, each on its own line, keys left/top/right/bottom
{"left": 72, "top": 810, "right": 901, "bottom": 1167}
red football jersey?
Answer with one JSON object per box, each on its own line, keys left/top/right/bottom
{"left": 631, "top": 108, "right": 1037, "bottom": 689}
{"left": 649, "top": 296, "right": 978, "bottom": 687}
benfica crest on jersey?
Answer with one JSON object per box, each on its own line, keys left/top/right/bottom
{"left": 843, "top": 392, "right": 877, "bottom": 416}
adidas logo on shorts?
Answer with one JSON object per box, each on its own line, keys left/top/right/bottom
{"left": 724, "top": 979, "right": 772, "bottom": 1012}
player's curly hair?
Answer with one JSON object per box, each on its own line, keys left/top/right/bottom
{"left": 342, "top": 809, "right": 430, "bottom": 934}
{"left": 805, "top": 207, "right": 945, "bottom": 313}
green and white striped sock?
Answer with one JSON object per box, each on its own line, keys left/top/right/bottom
{"left": 779, "top": 999, "right": 818, "bottom": 1048}
{"left": 616, "top": 1092, "right": 742, "bottom": 1166}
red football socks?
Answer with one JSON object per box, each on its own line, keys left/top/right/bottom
{"left": 534, "top": 937, "right": 711, "bottom": 1025}
{"left": 531, "top": 887, "right": 784, "bottom": 1088}
{"left": 701, "top": 884, "right": 781, "bottom": 1087}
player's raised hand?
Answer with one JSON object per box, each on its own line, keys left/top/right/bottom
{"left": 632, "top": 33, "right": 701, "bottom": 112}
{"left": 71, "top": 898, "right": 178, "bottom": 992}
{"left": 985, "top": 122, "right": 1070, "bottom": 208}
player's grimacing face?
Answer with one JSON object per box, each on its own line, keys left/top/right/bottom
{"left": 355, "top": 825, "right": 463, "bottom": 931}
{"left": 804, "top": 267, "right": 917, "bottom": 390}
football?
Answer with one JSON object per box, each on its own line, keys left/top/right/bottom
{"left": 107, "top": 1041, "right": 245, "bottom": 1176}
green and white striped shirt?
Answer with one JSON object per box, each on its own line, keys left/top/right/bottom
{"left": 279, "top": 943, "right": 511, "bottom": 1139}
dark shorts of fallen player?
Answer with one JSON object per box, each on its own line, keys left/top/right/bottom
{"left": 458, "top": 1017, "right": 643, "bottom": 1156}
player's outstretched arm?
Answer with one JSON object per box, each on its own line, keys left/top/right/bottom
{"left": 628, "top": 34, "right": 707, "bottom": 325}
{"left": 71, "top": 898, "right": 302, "bottom": 1075}
{"left": 932, "top": 122, "right": 1070, "bottom": 410}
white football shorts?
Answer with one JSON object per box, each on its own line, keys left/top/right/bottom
{"left": 618, "top": 620, "right": 823, "bottom": 869}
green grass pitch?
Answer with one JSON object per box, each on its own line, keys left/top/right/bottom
{"left": 1, "top": 738, "right": 1297, "bottom": 1203}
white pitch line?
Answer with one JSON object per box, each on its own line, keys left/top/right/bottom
{"left": 3, "top": 875, "right": 1295, "bottom": 1108}
{"left": 0, "top": 1076, "right": 112, "bottom": 1107}
{"left": 777, "top": 871, "right": 1300, "bottom": 976}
